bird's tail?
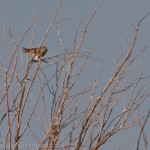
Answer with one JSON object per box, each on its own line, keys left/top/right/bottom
{"left": 22, "top": 47, "right": 30, "bottom": 53}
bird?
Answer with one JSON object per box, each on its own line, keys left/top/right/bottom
{"left": 22, "top": 46, "right": 48, "bottom": 62}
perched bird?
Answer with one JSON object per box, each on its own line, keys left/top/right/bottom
{"left": 22, "top": 46, "right": 48, "bottom": 62}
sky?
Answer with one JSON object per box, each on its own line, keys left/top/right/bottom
{"left": 0, "top": 0, "right": 150, "bottom": 149}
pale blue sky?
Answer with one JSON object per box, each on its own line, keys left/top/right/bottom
{"left": 0, "top": 0, "right": 150, "bottom": 149}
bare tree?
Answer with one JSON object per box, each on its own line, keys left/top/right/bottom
{"left": 0, "top": 1, "right": 149, "bottom": 150}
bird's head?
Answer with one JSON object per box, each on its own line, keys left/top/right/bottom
{"left": 41, "top": 46, "right": 48, "bottom": 52}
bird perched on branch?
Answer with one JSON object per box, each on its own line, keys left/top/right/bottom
{"left": 22, "top": 46, "right": 48, "bottom": 62}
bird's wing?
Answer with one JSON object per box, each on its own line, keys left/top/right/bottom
{"left": 22, "top": 47, "right": 36, "bottom": 54}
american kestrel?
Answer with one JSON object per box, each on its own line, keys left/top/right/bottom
{"left": 22, "top": 46, "right": 48, "bottom": 62}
